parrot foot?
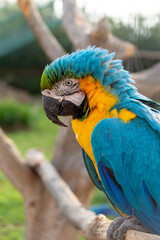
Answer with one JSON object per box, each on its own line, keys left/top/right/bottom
{"left": 107, "top": 216, "right": 149, "bottom": 240}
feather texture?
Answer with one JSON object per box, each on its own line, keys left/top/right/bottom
{"left": 91, "top": 117, "right": 160, "bottom": 234}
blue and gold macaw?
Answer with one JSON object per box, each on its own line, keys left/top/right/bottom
{"left": 41, "top": 47, "right": 160, "bottom": 239}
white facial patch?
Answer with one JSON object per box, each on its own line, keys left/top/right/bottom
{"left": 64, "top": 91, "right": 85, "bottom": 106}
{"left": 42, "top": 78, "right": 85, "bottom": 106}
{"left": 42, "top": 89, "right": 64, "bottom": 102}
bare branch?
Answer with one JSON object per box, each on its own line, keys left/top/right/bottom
{"left": 26, "top": 149, "right": 96, "bottom": 231}
{"left": 62, "top": 0, "right": 91, "bottom": 49}
{"left": 126, "top": 230, "right": 160, "bottom": 240}
{"left": 0, "top": 129, "right": 36, "bottom": 194}
{"left": 108, "top": 35, "right": 136, "bottom": 60}
{"left": 26, "top": 149, "right": 160, "bottom": 240}
{"left": 0, "top": 128, "right": 91, "bottom": 240}
{"left": 18, "top": 0, "right": 66, "bottom": 60}
{"left": 135, "top": 49, "right": 160, "bottom": 60}
{"left": 90, "top": 19, "right": 136, "bottom": 60}
{"left": 132, "top": 62, "right": 160, "bottom": 99}
{"left": 62, "top": 1, "right": 136, "bottom": 60}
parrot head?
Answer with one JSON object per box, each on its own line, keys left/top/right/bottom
{"left": 41, "top": 74, "right": 86, "bottom": 127}
{"left": 41, "top": 46, "right": 134, "bottom": 127}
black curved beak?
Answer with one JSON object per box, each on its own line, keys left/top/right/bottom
{"left": 42, "top": 95, "right": 81, "bottom": 127}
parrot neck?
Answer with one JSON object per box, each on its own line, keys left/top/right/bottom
{"left": 78, "top": 75, "right": 136, "bottom": 123}
{"left": 71, "top": 76, "right": 136, "bottom": 177}
{"left": 79, "top": 75, "right": 118, "bottom": 114}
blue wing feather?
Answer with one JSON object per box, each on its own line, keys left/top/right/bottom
{"left": 91, "top": 117, "right": 160, "bottom": 235}
{"left": 82, "top": 148, "right": 104, "bottom": 191}
{"left": 82, "top": 148, "right": 126, "bottom": 215}
{"left": 98, "top": 161, "right": 132, "bottom": 215}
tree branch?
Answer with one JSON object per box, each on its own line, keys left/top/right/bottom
{"left": 18, "top": 0, "right": 66, "bottom": 60}
{"left": 0, "top": 128, "right": 76, "bottom": 240}
{"left": 132, "top": 62, "right": 160, "bottom": 99}
{"left": 90, "top": 19, "right": 136, "bottom": 60}
{"left": 135, "top": 49, "right": 160, "bottom": 60}
{"left": 26, "top": 149, "right": 160, "bottom": 240}
{"left": 62, "top": 0, "right": 136, "bottom": 60}
{"left": 62, "top": 0, "right": 91, "bottom": 49}
{"left": 26, "top": 149, "right": 97, "bottom": 231}
{"left": 0, "top": 129, "right": 36, "bottom": 195}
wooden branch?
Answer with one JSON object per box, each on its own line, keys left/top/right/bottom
{"left": 26, "top": 149, "right": 97, "bottom": 231}
{"left": 126, "top": 230, "right": 160, "bottom": 240}
{"left": 132, "top": 62, "right": 160, "bottom": 99}
{"left": 26, "top": 149, "right": 160, "bottom": 240}
{"left": 0, "top": 129, "right": 36, "bottom": 195}
{"left": 62, "top": 1, "right": 136, "bottom": 60}
{"left": 90, "top": 19, "right": 136, "bottom": 60}
{"left": 135, "top": 49, "right": 160, "bottom": 60}
{"left": 0, "top": 128, "right": 75, "bottom": 240}
{"left": 18, "top": 0, "right": 65, "bottom": 60}
{"left": 108, "top": 35, "right": 136, "bottom": 60}
{"left": 62, "top": 0, "right": 90, "bottom": 49}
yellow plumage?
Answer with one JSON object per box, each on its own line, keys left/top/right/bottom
{"left": 72, "top": 76, "right": 136, "bottom": 178}
{"left": 119, "top": 109, "right": 137, "bottom": 123}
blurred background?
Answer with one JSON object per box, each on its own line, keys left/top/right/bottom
{"left": 0, "top": 0, "right": 160, "bottom": 239}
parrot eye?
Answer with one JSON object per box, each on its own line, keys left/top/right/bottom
{"left": 65, "top": 80, "right": 73, "bottom": 86}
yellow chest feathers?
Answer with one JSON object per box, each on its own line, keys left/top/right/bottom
{"left": 71, "top": 76, "right": 136, "bottom": 176}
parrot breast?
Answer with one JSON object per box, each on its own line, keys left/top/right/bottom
{"left": 71, "top": 76, "right": 137, "bottom": 177}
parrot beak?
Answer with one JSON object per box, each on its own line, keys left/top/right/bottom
{"left": 42, "top": 95, "right": 67, "bottom": 127}
{"left": 42, "top": 95, "right": 81, "bottom": 127}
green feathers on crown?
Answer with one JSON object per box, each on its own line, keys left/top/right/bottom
{"left": 41, "top": 46, "right": 115, "bottom": 91}
{"left": 40, "top": 46, "right": 134, "bottom": 92}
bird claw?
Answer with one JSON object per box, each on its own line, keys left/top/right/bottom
{"left": 107, "top": 216, "right": 149, "bottom": 240}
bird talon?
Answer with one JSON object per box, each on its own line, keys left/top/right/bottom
{"left": 107, "top": 216, "right": 149, "bottom": 240}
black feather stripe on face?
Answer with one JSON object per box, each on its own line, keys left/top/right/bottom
{"left": 72, "top": 96, "right": 90, "bottom": 120}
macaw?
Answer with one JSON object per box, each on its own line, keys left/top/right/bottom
{"left": 41, "top": 46, "right": 160, "bottom": 239}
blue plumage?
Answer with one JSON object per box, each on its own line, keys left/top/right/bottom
{"left": 90, "top": 117, "right": 160, "bottom": 234}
